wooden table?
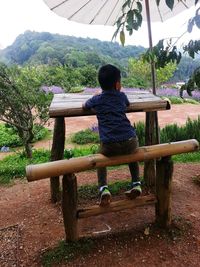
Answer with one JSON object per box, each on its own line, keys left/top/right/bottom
{"left": 49, "top": 91, "right": 170, "bottom": 202}
{"left": 49, "top": 91, "right": 170, "bottom": 117}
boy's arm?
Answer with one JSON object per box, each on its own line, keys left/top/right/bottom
{"left": 82, "top": 96, "right": 96, "bottom": 111}
{"left": 122, "top": 92, "right": 130, "bottom": 107}
{"left": 82, "top": 102, "right": 89, "bottom": 110}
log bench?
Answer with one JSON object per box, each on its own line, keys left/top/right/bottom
{"left": 26, "top": 139, "right": 199, "bottom": 241}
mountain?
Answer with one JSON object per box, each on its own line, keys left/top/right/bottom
{"left": 0, "top": 30, "right": 145, "bottom": 67}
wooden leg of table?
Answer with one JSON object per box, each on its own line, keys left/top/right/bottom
{"left": 144, "top": 111, "right": 158, "bottom": 187}
{"left": 50, "top": 117, "right": 65, "bottom": 203}
{"left": 62, "top": 174, "right": 78, "bottom": 241}
{"left": 155, "top": 156, "right": 173, "bottom": 228}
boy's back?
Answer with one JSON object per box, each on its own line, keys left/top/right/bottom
{"left": 84, "top": 89, "right": 136, "bottom": 144}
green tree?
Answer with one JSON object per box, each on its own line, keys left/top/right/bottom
{"left": 79, "top": 65, "right": 98, "bottom": 87}
{"left": 0, "top": 63, "right": 52, "bottom": 158}
{"left": 125, "top": 58, "right": 176, "bottom": 88}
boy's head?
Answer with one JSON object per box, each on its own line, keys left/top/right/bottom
{"left": 98, "top": 64, "right": 121, "bottom": 91}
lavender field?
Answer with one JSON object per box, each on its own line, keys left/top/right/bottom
{"left": 83, "top": 87, "right": 200, "bottom": 102}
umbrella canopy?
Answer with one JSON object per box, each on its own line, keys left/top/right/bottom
{"left": 44, "top": 0, "right": 195, "bottom": 25}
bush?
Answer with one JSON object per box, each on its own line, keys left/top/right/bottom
{"left": 0, "top": 123, "right": 49, "bottom": 148}
{"left": 0, "top": 124, "right": 21, "bottom": 147}
{"left": 71, "top": 117, "right": 200, "bottom": 146}
{"left": 0, "top": 146, "right": 99, "bottom": 184}
{"left": 71, "top": 129, "right": 99, "bottom": 144}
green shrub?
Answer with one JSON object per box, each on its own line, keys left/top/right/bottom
{"left": 0, "top": 123, "right": 49, "bottom": 148}
{"left": 0, "top": 124, "right": 21, "bottom": 147}
{"left": 0, "top": 146, "right": 99, "bottom": 184}
{"left": 71, "top": 117, "right": 200, "bottom": 146}
{"left": 71, "top": 129, "right": 99, "bottom": 144}
{"left": 69, "top": 86, "right": 84, "bottom": 93}
{"left": 134, "top": 121, "right": 145, "bottom": 146}
{"left": 0, "top": 149, "right": 51, "bottom": 184}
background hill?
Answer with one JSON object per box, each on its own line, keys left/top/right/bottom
{"left": 0, "top": 30, "right": 145, "bottom": 68}
{"left": 0, "top": 30, "right": 200, "bottom": 82}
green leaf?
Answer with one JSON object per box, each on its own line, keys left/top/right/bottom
{"left": 156, "top": 0, "right": 161, "bottom": 6}
{"left": 187, "top": 18, "right": 194, "bottom": 33}
{"left": 120, "top": 30, "right": 125, "bottom": 46}
{"left": 135, "top": 11, "right": 143, "bottom": 26}
{"left": 165, "top": 0, "right": 174, "bottom": 10}
{"left": 195, "top": 14, "right": 200, "bottom": 28}
{"left": 136, "top": 2, "right": 142, "bottom": 13}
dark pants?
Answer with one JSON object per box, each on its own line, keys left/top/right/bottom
{"left": 97, "top": 137, "right": 140, "bottom": 187}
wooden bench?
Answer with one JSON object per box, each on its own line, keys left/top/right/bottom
{"left": 26, "top": 139, "right": 199, "bottom": 241}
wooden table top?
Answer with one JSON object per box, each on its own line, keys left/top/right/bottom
{"left": 49, "top": 91, "right": 170, "bottom": 118}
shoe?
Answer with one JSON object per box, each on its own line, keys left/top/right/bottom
{"left": 99, "top": 186, "right": 111, "bottom": 207}
{"left": 125, "top": 182, "right": 142, "bottom": 199}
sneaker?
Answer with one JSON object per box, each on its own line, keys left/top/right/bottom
{"left": 99, "top": 186, "right": 111, "bottom": 207}
{"left": 125, "top": 182, "right": 142, "bottom": 199}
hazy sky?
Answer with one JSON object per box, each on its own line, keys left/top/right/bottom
{"left": 0, "top": 0, "right": 199, "bottom": 49}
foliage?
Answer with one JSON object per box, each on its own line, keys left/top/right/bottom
{"left": 0, "top": 63, "right": 52, "bottom": 157}
{"left": 71, "top": 129, "right": 100, "bottom": 145}
{"left": 72, "top": 117, "right": 200, "bottom": 147}
{"left": 187, "top": 6, "right": 200, "bottom": 37}
{"left": 142, "top": 40, "right": 181, "bottom": 69}
{"left": 0, "top": 31, "right": 145, "bottom": 68}
{"left": 41, "top": 239, "right": 94, "bottom": 267}
{"left": 78, "top": 65, "right": 98, "bottom": 87}
{"left": 0, "top": 146, "right": 99, "bottom": 184}
{"left": 171, "top": 56, "right": 200, "bottom": 82}
{"left": 125, "top": 58, "right": 176, "bottom": 88}
{"left": 179, "top": 66, "right": 200, "bottom": 97}
{"left": 0, "top": 123, "right": 49, "bottom": 148}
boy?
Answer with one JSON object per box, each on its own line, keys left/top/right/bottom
{"left": 83, "top": 64, "right": 142, "bottom": 206}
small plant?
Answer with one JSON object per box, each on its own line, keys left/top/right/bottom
{"left": 41, "top": 238, "right": 94, "bottom": 267}
{"left": 69, "top": 86, "right": 84, "bottom": 93}
{"left": 71, "top": 129, "right": 99, "bottom": 144}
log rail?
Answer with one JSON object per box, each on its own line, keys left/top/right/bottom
{"left": 26, "top": 139, "right": 199, "bottom": 182}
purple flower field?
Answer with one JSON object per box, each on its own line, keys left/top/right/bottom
{"left": 84, "top": 87, "right": 200, "bottom": 102}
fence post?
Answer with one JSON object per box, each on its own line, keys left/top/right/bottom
{"left": 62, "top": 174, "right": 78, "bottom": 241}
{"left": 155, "top": 156, "right": 173, "bottom": 227}
{"left": 50, "top": 117, "right": 65, "bottom": 203}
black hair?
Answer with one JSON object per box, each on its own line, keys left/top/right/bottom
{"left": 98, "top": 64, "right": 121, "bottom": 90}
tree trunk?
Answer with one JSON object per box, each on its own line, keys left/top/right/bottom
{"left": 24, "top": 142, "right": 33, "bottom": 158}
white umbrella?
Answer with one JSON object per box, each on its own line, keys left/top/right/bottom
{"left": 43, "top": 0, "right": 196, "bottom": 94}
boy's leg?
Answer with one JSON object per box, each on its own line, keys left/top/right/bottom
{"left": 97, "top": 167, "right": 111, "bottom": 206}
{"left": 125, "top": 161, "right": 142, "bottom": 199}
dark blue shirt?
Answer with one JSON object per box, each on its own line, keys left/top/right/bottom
{"left": 85, "top": 89, "right": 136, "bottom": 143}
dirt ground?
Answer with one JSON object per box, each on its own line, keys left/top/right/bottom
{"left": 0, "top": 103, "right": 200, "bottom": 266}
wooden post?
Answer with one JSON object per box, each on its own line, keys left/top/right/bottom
{"left": 155, "top": 156, "right": 173, "bottom": 228}
{"left": 50, "top": 117, "right": 65, "bottom": 203}
{"left": 144, "top": 111, "right": 158, "bottom": 187}
{"left": 62, "top": 174, "right": 78, "bottom": 241}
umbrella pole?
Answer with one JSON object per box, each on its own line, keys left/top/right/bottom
{"left": 144, "top": 0, "right": 160, "bottom": 186}
{"left": 145, "top": 0, "right": 156, "bottom": 95}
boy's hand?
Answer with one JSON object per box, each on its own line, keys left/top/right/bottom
{"left": 82, "top": 103, "right": 88, "bottom": 110}
{"left": 94, "top": 89, "right": 102, "bottom": 96}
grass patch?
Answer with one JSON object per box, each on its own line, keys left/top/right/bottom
{"left": 41, "top": 238, "right": 94, "bottom": 267}
{"left": 172, "top": 151, "right": 200, "bottom": 163}
{"left": 161, "top": 96, "right": 199, "bottom": 105}
{"left": 78, "top": 179, "right": 131, "bottom": 200}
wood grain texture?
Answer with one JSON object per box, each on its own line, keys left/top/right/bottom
{"left": 49, "top": 92, "right": 170, "bottom": 117}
